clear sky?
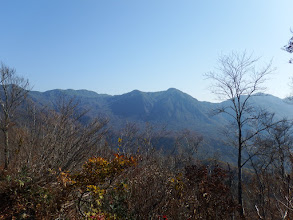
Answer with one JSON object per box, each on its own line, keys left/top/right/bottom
{"left": 0, "top": 0, "right": 292, "bottom": 102}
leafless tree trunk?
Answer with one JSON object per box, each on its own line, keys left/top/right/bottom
{"left": 249, "top": 119, "right": 293, "bottom": 218}
{"left": 21, "top": 97, "right": 109, "bottom": 173}
{"left": 205, "top": 51, "right": 275, "bottom": 218}
{"left": 0, "top": 63, "right": 30, "bottom": 170}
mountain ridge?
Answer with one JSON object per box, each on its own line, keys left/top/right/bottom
{"left": 25, "top": 87, "right": 293, "bottom": 163}
{"left": 28, "top": 87, "right": 293, "bottom": 134}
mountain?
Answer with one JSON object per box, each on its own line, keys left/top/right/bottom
{"left": 216, "top": 93, "right": 293, "bottom": 122}
{"left": 29, "top": 88, "right": 229, "bottom": 135}
{"left": 27, "top": 88, "right": 293, "bottom": 162}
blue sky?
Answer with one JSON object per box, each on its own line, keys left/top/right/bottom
{"left": 0, "top": 0, "right": 292, "bottom": 102}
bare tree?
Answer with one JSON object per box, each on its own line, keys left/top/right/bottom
{"left": 169, "top": 129, "right": 203, "bottom": 169}
{"left": 205, "top": 52, "right": 275, "bottom": 218}
{"left": 16, "top": 96, "right": 109, "bottom": 174}
{"left": 0, "top": 63, "right": 30, "bottom": 170}
{"left": 248, "top": 119, "right": 293, "bottom": 219}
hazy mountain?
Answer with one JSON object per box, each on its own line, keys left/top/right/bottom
{"left": 28, "top": 87, "right": 293, "bottom": 138}
{"left": 27, "top": 88, "right": 293, "bottom": 162}
{"left": 29, "top": 88, "right": 230, "bottom": 134}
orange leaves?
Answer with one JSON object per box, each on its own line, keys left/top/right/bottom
{"left": 58, "top": 169, "right": 76, "bottom": 187}
{"left": 69, "top": 154, "right": 136, "bottom": 219}
{"left": 82, "top": 157, "right": 110, "bottom": 183}
{"left": 72, "top": 154, "right": 136, "bottom": 188}
{"left": 113, "top": 154, "right": 137, "bottom": 168}
{"left": 88, "top": 213, "right": 106, "bottom": 220}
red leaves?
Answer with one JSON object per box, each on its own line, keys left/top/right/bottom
{"left": 158, "top": 215, "right": 168, "bottom": 220}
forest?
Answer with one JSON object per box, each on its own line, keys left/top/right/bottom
{"left": 1, "top": 51, "right": 293, "bottom": 220}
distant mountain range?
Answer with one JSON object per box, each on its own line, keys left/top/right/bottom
{"left": 29, "top": 88, "right": 228, "bottom": 133}
{"left": 28, "top": 88, "right": 293, "bottom": 162}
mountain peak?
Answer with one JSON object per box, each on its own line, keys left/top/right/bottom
{"left": 167, "top": 88, "right": 181, "bottom": 93}
{"left": 129, "top": 89, "right": 142, "bottom": 94}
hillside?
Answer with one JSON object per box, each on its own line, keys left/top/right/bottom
{"left": 27, "top": 88, "right": 293, "bottom": 162}
{"left": 29, "top": 88, "right": 293, "bottom": 132}
{"left": 29, "top": 88, "right": 229, "bottom": 135}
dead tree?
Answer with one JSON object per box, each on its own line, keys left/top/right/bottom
{"left": 205, "top": 51, "right": 275, "bottom": 218}
{"left": 0, "top": 63, "right": 29, "bottom": 170}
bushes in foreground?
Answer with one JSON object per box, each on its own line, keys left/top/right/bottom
{"left": 0, "top": 151, "right": 238, "bottom": 219}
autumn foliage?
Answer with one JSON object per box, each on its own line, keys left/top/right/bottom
{"left": 0, "top": 87, "right": 292, "bottom": 219}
